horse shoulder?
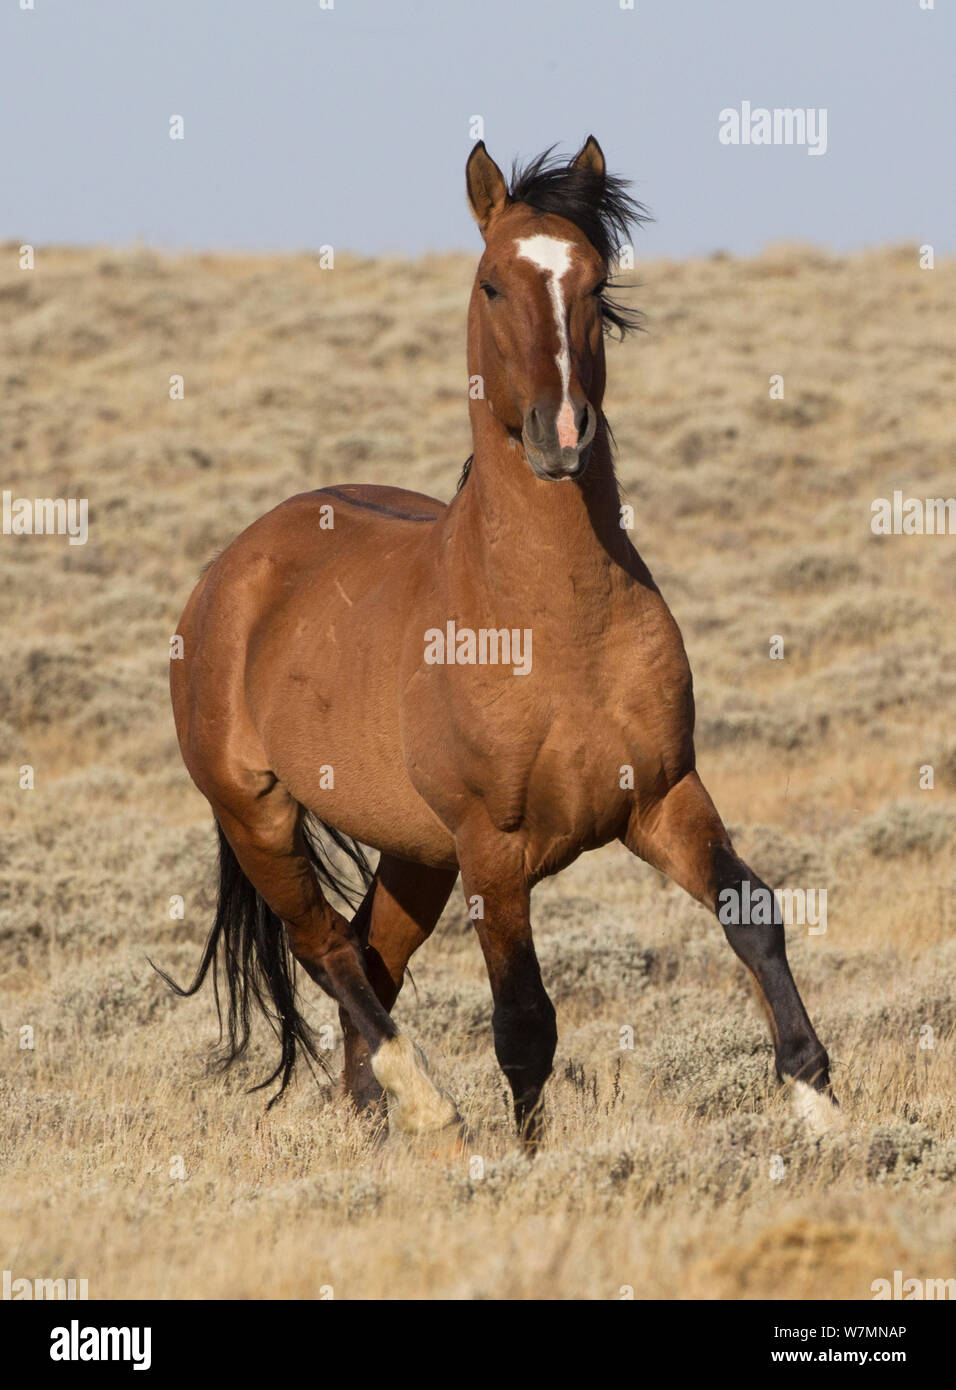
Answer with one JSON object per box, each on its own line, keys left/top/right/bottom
{"left": 605, "top": 573, "right": 696, "bottom": 769}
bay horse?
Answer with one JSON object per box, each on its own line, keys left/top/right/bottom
{"left": 164, "top": 137, "right": 836, "bottom": 1147}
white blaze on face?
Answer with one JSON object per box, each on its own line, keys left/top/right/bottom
{"left": 515, "top": 234, "right": 578, "bottom": 448}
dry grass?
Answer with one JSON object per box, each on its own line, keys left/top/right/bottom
{"left": 0, "top": 241, "right": 954, "bottom": 1299}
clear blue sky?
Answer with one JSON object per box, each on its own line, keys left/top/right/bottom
{"left": 1, "top": 0, "right": 952, "bottom": 257}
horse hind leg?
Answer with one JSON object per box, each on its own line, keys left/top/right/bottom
{"left": 178, "top": 780, "right": 460, "bottom": 1134}
{"left": 339, "top": 855, "right": 459, "bottom": 1119}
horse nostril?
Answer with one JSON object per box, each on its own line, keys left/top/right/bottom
{"left": 526, "top": 408, "right": 546, "bottom": 445}
{"left": 576, "top": 403, "right": 596, "bottom": 448}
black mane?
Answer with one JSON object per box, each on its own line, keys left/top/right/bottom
{"left": 509, "top": 145, "right": 649, "bottom": 337}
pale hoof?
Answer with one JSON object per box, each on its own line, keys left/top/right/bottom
{"left": 370, "top": 1035, "right": 460, "bottom": 1135}
{"left": 791, "top": 1079, "right": 846, "bottom": 1136}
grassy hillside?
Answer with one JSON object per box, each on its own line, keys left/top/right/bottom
{"left": 0, "top": 241, "right": 954, "bottom": 1298}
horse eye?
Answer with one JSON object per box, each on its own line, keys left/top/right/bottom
{"left": 592, "top": 280, "right": 607, "bottom": 297}
{"left": 480, "top": 282, "right": 500, "bottom": 300}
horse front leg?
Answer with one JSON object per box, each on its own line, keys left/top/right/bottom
{"left": 623, "top": 771, "right": 837, "bottom": 1127}
{"left": 456, "top": 834, "right": 557, "bottom": 1150}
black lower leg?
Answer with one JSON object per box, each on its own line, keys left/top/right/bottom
{"left": 491, "top": 1000, "right": 561, "bottom": 1139}
{"left": 712, "top": 845, "right": 831, "bottom": 1091}
{"left": 490, "top": 962, "right": 557, "bottom": 1146}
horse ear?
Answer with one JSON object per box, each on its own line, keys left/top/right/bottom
{"left": 466, "top": 141, "right": 509, "bottom": 235}
{"left": 572, "top": 135, "right": 606, "bottom": 181}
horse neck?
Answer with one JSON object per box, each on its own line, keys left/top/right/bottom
{"left": 451, "top": 407, "right": 632, "bottom": 605}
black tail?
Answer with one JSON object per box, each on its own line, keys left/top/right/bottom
{"left": 151, "top": 817, "right": 374, "bottom": 1106}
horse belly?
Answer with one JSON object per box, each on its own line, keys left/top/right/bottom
{"left": 273, "top": 723, "right": 458, "bottom": 869}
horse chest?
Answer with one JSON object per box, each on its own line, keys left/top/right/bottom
{"left": 457, "top": 695, "right": 640, "bottom": 849}
{"left": 402, "top": 580, "right": 693, "bottom": 850}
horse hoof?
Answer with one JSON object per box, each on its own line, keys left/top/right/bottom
{"left": 791, "top": 1079, "right": 845, "bottom": 1136}
{"left": 370, "top": 1034, "right": 460, "bottom": 1135}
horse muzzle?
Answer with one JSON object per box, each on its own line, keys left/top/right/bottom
{"left": 522, "top": 400, "right": 597, "bottom": 481}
